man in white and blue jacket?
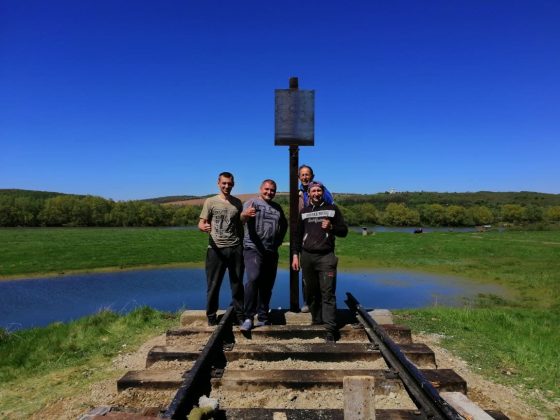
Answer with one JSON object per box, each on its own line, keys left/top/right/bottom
{"left": 291, "top": 181, "right": 348, "bottom": 343}
{"left": 297, "top": 164, "right": 334, "bottom": 313}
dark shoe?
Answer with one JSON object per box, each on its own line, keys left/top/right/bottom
{"left": 311, "top": 320, "right": 323, "bottom": 325}
{"left": 207, "top": 317, "right": 218, "bottom": 326}
{"left": 301, "top": 305, "right": 310, "bottom": 313}
{"left": 325, "top": 332, "right": 336, "bottom": 344}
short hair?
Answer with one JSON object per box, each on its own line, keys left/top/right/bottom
{"left": 218, "top": 171, "right": 234, "bottom": 181}
{"left": 298, "top": 164, "right": 314, "bottom": 178}
{"left": 261, "top": 179, "right": 277, "bottom": 189}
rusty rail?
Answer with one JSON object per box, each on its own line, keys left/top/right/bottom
{"left": 345, "top": 292, "right": 465, "bottom": 420}
{"left": 161, "top": 306, "right": 235, "bottom": 419}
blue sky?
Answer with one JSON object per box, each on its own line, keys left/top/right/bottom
{"left": 1, "top": 1, "right": 559, "bottom": 200}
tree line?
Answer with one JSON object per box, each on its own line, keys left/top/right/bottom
{"left": 1, "top": 189, "right": 559, "bottom": 227}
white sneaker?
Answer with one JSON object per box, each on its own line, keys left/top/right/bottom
{"left": 301, "top": 305, "right": 310, "bottom": 313}
{"left": 240, "top": 319, "right": 253, "bottom": 331}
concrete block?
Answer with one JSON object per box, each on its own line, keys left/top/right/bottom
{"left": 440, "top": 391, "right": 493, "bottom": 419}
{"left": 343, "top": 375, "right": 376, "bottom": 420}
{"left": 368, "top": 309, "right": 393, "bottom": 325}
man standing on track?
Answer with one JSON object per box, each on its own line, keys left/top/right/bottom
{"left": 297, "top": 164, "right": 334, "bottom": 313}
{"left": 292, "top": 181, "right": 348, "bottom": 343}
{"left": 239, "top": 179, "right": 287, "bottom": 331}
{"left": 198, "top": 171, "right": 244, "bottom": 326}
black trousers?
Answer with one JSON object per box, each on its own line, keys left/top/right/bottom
{"left": 205, "top": 244, "right": 244, "bottom": 323}
{"left": 301, "top": 250, "right": 338, "bottom": 333}
{"left": 243, "top": 248, "right": 279, "bottom": 322}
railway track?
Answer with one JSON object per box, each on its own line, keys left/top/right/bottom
{"left": 83, "top": 292, "right": 508, "bottom": 419}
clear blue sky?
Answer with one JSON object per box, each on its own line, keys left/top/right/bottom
{"left": 1, "top": 1, "right": 559, "bottom": 200}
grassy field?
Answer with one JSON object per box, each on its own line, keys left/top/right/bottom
{"left": 0, "top": 307, "right": 179, "bottom": 418}
{"left": 0, "top": 227, "right": 559, "bottom": 416}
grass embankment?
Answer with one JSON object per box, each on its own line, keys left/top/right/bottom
{"left": 0, "top": 227, "right": 207, "bottom": 278}
{"left": 0, "top": 307, "right": 179, "bottom": 418}
{"left": 1, "top": 228, "right": 559, "bottom": 415}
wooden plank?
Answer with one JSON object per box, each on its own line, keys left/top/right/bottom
{"left": 146, "top": 343, "right": 435, "bottom": 366}
{"left": 216, "top": 408, "right": 429, "bottom": 419}
{"left": 212, "top": 369, "right": 465, "bottom": 394}
{"left": 225, "top": 343, "right": 435, "bottom": 366}
{"left": 117, "top": 369, "right": 185, "bottom": 391}
{"left": 167, "top": 324, "right": 412, "bottom": 344}
{"left": 146, "top": 345, "right": 201, "bottom": 367}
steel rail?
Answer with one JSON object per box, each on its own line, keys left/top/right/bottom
{"left": 345, "top": 292, "right": 465, "bottom": 420}
{"left": 161, "top": 306, "right": 235, "bottom": 419}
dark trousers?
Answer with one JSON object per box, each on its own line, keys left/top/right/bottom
{"left": 301, "top": 250, "right": 338, "bottom": 334}
{"left": 205, "top": 244, "right": 244, "bottom": 323}
{"left": 243, "top": 248, "right": 278, "bottom": 322}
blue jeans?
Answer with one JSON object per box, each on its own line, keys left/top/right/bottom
{"left": 243, "top": 248, "right": 279, "bottom": 322}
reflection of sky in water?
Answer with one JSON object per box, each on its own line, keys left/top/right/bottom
{"left": 0, "top": 268, "right": 506, "bottom": 331}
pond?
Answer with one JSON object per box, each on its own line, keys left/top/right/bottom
{"left": 0, "top": 268, "right": 506, "bottom": 331}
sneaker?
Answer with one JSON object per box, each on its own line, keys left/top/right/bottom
{"left": 207, "top": 317, "right": 218, "bottom": 326}
{"left": 301, "top": 305, "right": 310, "bottom": 313}
{"left": 325, "top": 332, "right": 336, "bottom": 344}
{"left": 240, "top": 319, "right": 253, "bottom": 331}
{"left": 255, "top": 320, "right": 271, "bottom": 327}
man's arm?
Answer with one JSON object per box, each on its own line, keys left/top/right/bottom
{"left": 291, "top": 210, "right": 304, "bottom": 270}
{"left": 198, "top": 200, "right": 211, "bottom": 233}
{"left": 331, "top": 205, "right": 348, "bottom": 237}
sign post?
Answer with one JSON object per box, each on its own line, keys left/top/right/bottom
{"left": 275, "top": 77, "right": 315, "bottom": 312}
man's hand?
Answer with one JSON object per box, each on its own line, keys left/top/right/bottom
{"left": 242, "top": 207, "right": 257, "bottom": 219}
{"left": 198, "top": 219, "right": 211, "bottom": 233}
{"left": 321, "top": 218, "right": 332, "bottom": 230}
{"left": 291, "top": 255, "right": 300, "bottom": 271}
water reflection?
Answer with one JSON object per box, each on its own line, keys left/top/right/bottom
{"left": 0, "top": 268, "right": 505, "bottom": 331}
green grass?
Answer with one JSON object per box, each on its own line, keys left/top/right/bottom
{"left": 395, "top": 306, "right": 560, "bottom": 415}
{"left": 0, "top": 227, "right": 207, "bottom": 278}
{"left": 0, "top": 307, "right": 179, "bottom": 418}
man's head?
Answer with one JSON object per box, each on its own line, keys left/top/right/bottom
{"left": 217, "top": 172, "right": 234, "bottom": 197}
{"left": 298, "top": 165, "right": 314, "bottom": 186}
{"left": 308, "top": 181, "right": 324, "bottom": 205}
{"left": 259, "top": 179, "right": 277, "bottom": 202}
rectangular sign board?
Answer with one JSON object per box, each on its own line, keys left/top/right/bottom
{"left": 274, "top": 89, "right": 315, "bottom": 146}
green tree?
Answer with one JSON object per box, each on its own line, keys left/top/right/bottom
{"left": 382, "top": 203, "right": 420, "bottom": 226}
{"left": 500, "top": 204, "right": 526, "bottom": 224}
{"left": 420, "top": 204, "right": 446, "bottom": 226}
{"left": 40, "top": 196, "right": 76, "bottom": 226}
{"left": 82, "top": 196, "right": 113, "bottom": 226}
{"left": 545, "top": 206, "right": 560, "bottom": 222}
{"left": 469, "top": 206, "right": 494, "bottom": 225}
{"left": 444, "top": 205, "right": 470, "bottom": 226}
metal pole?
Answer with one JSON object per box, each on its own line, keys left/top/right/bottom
{"left": 289, "top": 77, "right": 300, "bottom": 312}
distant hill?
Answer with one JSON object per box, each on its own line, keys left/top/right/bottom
{"left": 0, "top": 189, "right": 82, "bottom": 200}
{"left": 141, "top": 195, "right": 202, "bottom": 204}
{"left": 334, "top": 191, "right": 560, "bottom": 209}
{"left": 2, "top": 189, "right": 559, "bottom": 208}
{"left": 164, "top": 192, "right": 289, "bottom": 206}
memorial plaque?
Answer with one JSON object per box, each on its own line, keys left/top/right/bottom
{"left": 274, "top": 89, "right": 315, "bottom": 146}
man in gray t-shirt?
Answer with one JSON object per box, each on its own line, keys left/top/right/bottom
{"left": 198, "top": 171, "right": 244, "bottom": 325}
{"left": 239, "top": 179, "right": 287, "bottom": 331}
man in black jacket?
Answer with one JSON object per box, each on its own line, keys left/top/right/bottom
{"left": 291, "top": 181, "right": 348, "bottom": 343}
